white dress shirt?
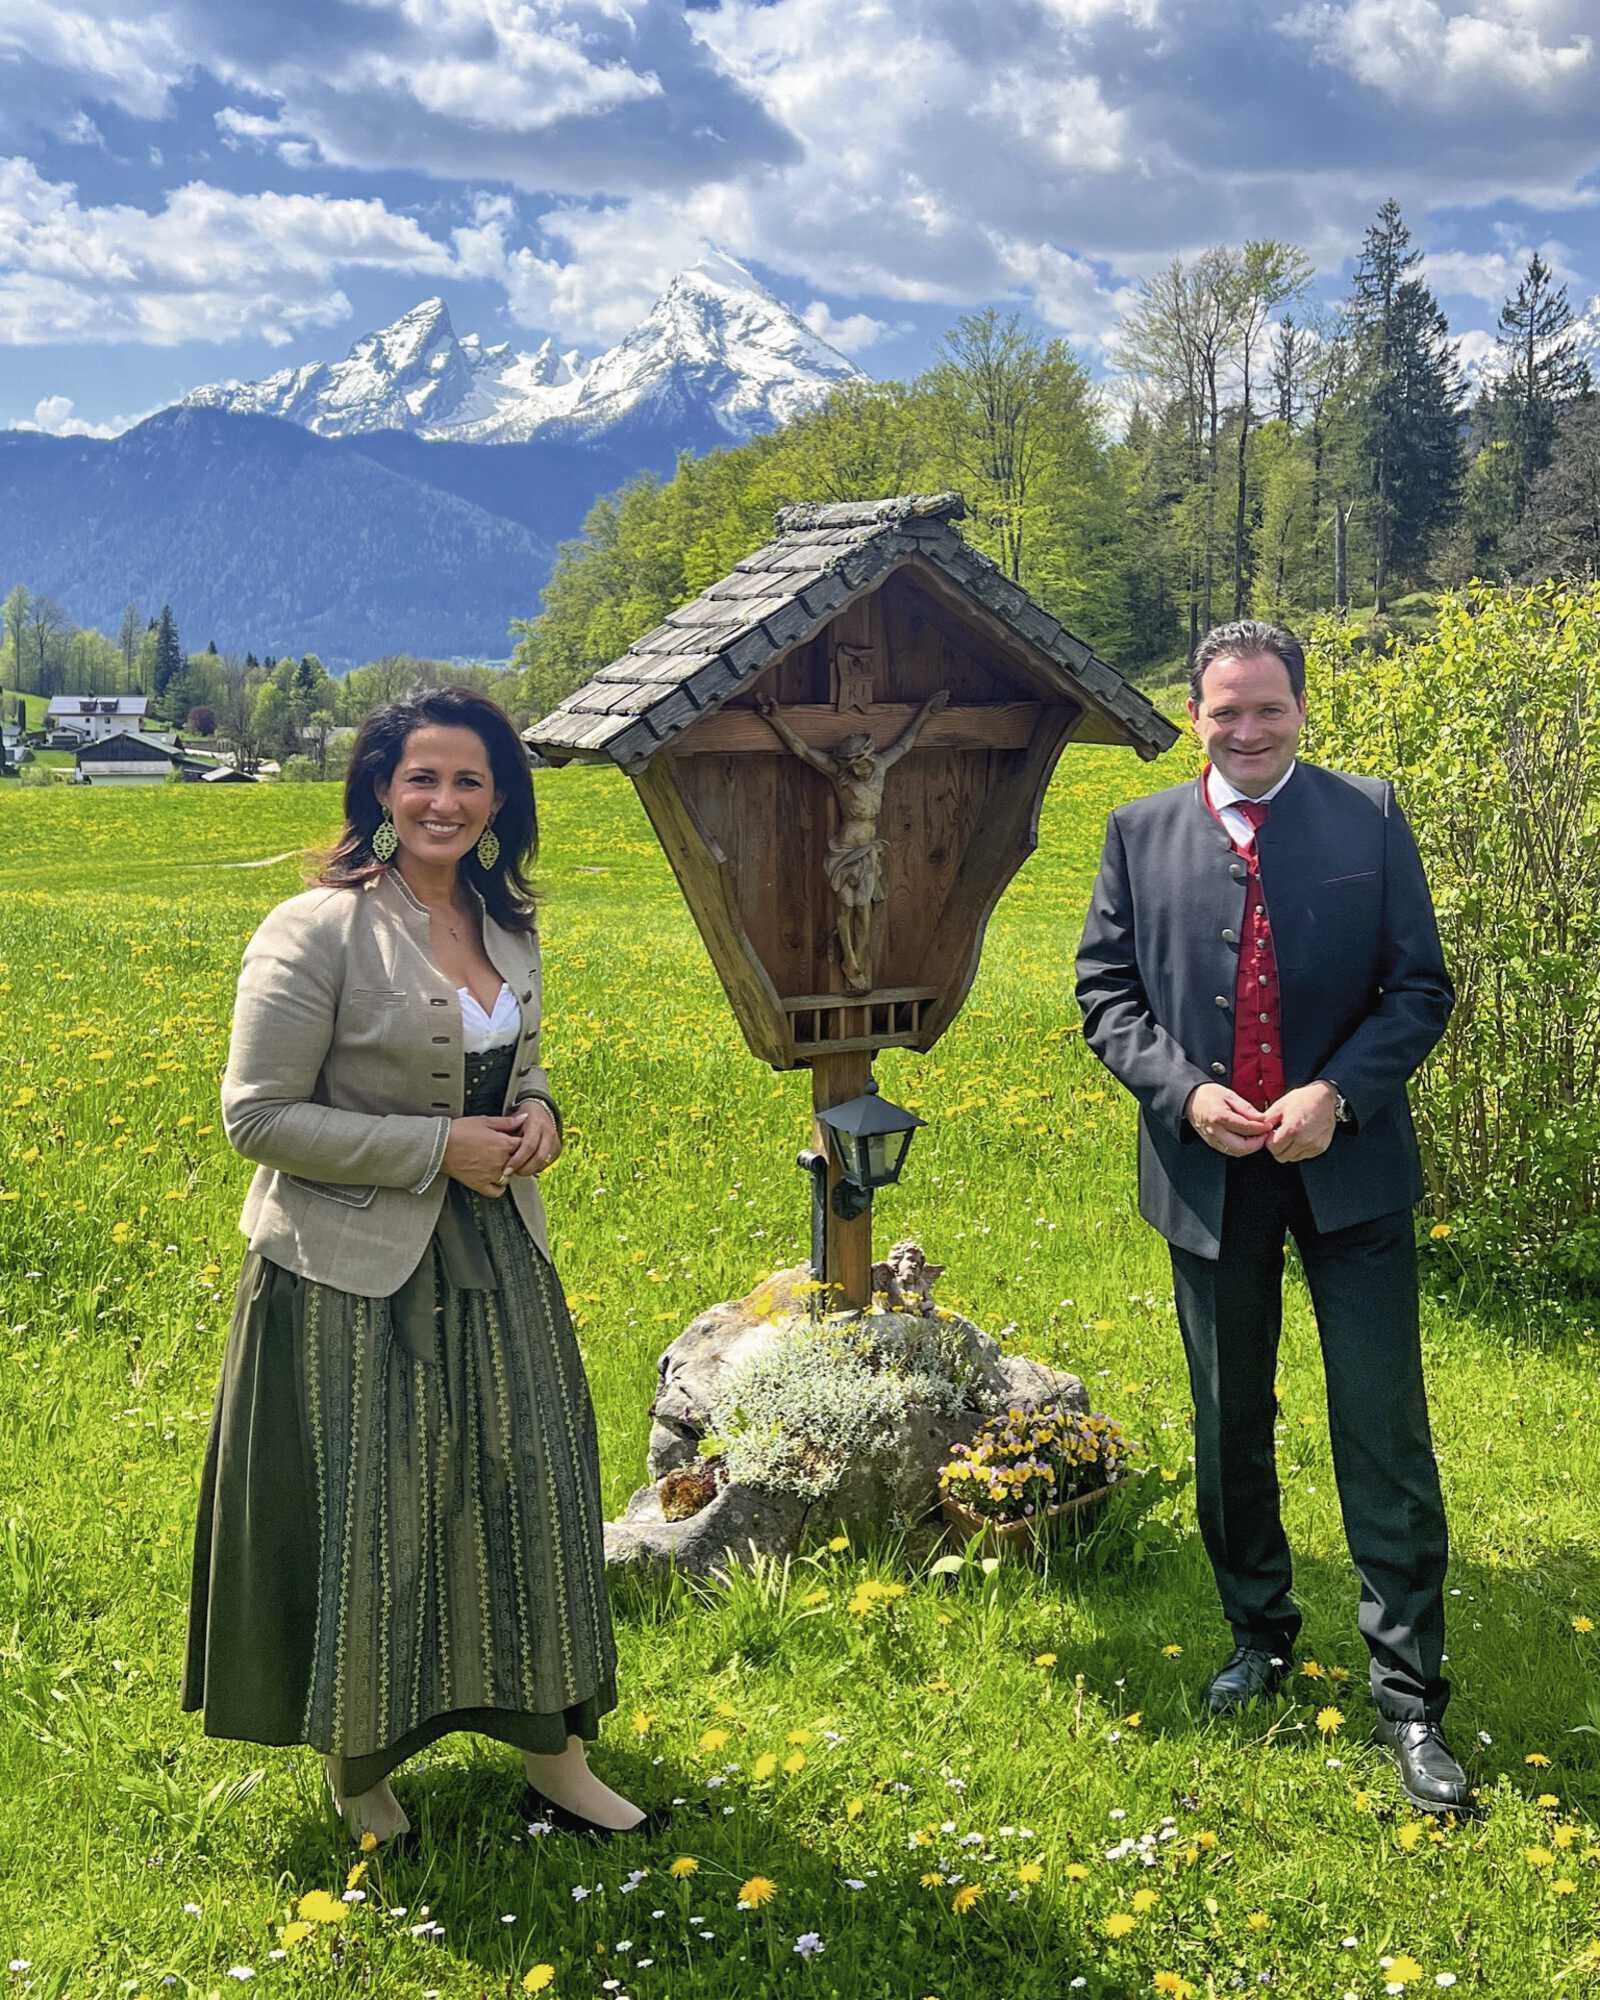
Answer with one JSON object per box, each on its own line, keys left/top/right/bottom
{"left": 1203, "top": 760, "right": 1298, "bottom": 850}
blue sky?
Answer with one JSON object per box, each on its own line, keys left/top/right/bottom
{"left": 1, "top": 0, "right": 1597, "bottom": 436}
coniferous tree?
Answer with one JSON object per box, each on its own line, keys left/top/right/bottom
{"left": 1495, "top": 252, "right": 1592, "bottom": 521}
{"left": 152, "top": 604, "right": 183, "bottom": 704}
{"left": 1347, "top": 199, "right": 1464, "bottom": 604}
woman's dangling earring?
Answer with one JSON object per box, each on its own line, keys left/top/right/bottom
{"left": 475, "top": 817, "right": 500, "bottom": 870}
{"left": 372, "top": 807, "right": 399, "bottom": 862}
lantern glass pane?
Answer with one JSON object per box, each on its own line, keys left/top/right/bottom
{"left": 865, "top": 1133, "right": 893, "bottom": 1182}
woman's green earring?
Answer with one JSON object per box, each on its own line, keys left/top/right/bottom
{"left": 372, "top": 807, "right": 399, "bottom": 862}
{"left": 475, "top": 817, "right": 500, "bottom": 870}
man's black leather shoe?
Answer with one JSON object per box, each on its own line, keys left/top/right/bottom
{"left": 1204, "top": 1645, "right": 1292, "bottom": 1716}
{"left": 1373, "top": 1716, "right": 1471, "bottom": 1814}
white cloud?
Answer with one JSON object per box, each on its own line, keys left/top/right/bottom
{"left": 0, "top": 3, "right": 186, "bottom": 119}
{"left": 0, "top": 160, "right": 455, "bottom": 345}
{"left": 10, "top": 390, "right": 148, "bottom": 435}
{"left": 801, "top": 302, "right": 895, "bottom": 353}
{"left": 1424, "top": 239, "right": 1576, "bottom": 303}
{"left": 1285, "top": 0, "right": 1594, "bottom": 113}
{"left": 60, "top": 109, "right": 105, "bottom": 148}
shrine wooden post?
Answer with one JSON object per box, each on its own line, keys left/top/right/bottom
{"left": 527, "top": 494, "right": 1177, "bottom": 1307}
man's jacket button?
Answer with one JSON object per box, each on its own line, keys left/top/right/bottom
{"left": 1221, "top": 927, "right": 1238, "bottom": 944}
{"left": 1229, "top": 862, "right": 1246, "bottom": 881}
{"left": 1214, "top": 994, "right": 1229, "bottom": 1008}
{"left": 1210, "top": 1062, "right": 1227, "bottom": 1077}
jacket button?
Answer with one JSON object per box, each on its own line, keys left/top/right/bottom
{"left": 1210, "top": 1062, "right": 1227, "bottom": 1077}
{"left": 1221, "top": 927, "right": 1238, "bottom": 944}
{"left": 430, "top": 1034, "right": 450, "bottom": 1045}
{"left": 429, "top": 996, "right": 448, "bottom": 1007}
{"left": 1214, "top": 994, "right": 1229, "bottom": 1008}
{"left": 1229, "top": 862, "right": 1246, "bottom": 881}
{"left": 521, "top": 989, "right": 533, "bottom": 1003}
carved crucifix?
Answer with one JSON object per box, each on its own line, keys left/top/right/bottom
{"left": 756, "top": 688, "right": 949, "bottom": 992}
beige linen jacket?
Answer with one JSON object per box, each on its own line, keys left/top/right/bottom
{"left": 221, "top": 868, "right": 557, "bottom": 1296}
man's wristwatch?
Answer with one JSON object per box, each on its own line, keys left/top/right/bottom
{"left": 1321, "top": 1078, "right": 1352, "bottom": 1124}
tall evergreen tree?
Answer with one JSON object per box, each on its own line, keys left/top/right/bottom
{"left": 1347, "top": 199, "right": 1464, "bottom": 604}
{"left": 152, "top": 604, "right": 183, "bottom": 703}
{"left": 1495, "top": 251, "right": 1592, "bottom": 520}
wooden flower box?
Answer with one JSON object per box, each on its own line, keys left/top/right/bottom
{"left": 940, "top": 1481, "right": 1114, "bottom": 1549}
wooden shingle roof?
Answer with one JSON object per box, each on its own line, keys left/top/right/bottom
{"left": 526, "top": 493, "right": 1178, "bottom": 770}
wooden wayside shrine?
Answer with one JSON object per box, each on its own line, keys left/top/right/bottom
{"left": 528, "top": 494, "right": 1177, "bottom": 1304}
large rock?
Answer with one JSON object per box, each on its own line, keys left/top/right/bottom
{"left": 610, "top": 1264, "right": 1087, "bottom": 1576}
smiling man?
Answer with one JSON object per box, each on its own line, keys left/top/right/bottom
{"left": 1075, "top": 619, "right": 1466, "bottom": 1813}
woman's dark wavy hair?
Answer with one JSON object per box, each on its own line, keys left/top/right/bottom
{"left": 318, "top": 687, "right": 537, "bottom": 933}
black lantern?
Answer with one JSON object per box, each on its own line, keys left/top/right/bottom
{"left": 815, "top": 1080, "right": 925, "bottom": 1219}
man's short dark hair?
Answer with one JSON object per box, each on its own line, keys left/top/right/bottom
{"left": 1188, "top": 620, "right": 1306, "bottom": 706}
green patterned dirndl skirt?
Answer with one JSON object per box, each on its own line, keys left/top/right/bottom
{"left": 182, "top": 1043, "right": 617, "bottom": 1795}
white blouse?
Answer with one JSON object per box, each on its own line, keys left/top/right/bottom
{"left": 459, "top": 981, "right": 522, "bottom": 1053}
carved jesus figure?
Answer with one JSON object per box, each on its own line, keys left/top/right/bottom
{"left": 756, "top": 688, "right": 949, "bottom": 992}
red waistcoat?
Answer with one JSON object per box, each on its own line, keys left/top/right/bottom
{"left": 1203, "top": 769, "right": 1285, "bottom": 1112}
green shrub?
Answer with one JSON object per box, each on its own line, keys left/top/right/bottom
{"left": 1304, "top": 583, "right": 1600, "bottom": 1286}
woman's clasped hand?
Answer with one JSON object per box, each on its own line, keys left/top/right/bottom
{"left": 443, "top": 1102, "right": 561, "bottom": 1196}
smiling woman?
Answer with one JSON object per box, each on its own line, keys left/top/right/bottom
{"left": 182, "top": 686, "right": 658, "bottom": 1852}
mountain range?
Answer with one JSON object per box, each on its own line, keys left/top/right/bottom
{"left": 1, "top": 256, "right": 863, "bottom": 669}
{"left": 183, "top": 252, "right": 861, "bottom": 456}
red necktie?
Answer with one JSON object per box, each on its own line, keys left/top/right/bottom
{"left": 1236, "top": 799, "right": 1270, "bottom": 835}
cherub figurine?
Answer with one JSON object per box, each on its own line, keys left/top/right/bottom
{"left": 869, "top": 1239, "right": 946, "bottom": 1315}
{"left": 756, "top": 688, "right": 949, "bottom": 992}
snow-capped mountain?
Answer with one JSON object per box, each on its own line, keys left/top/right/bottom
{"left": 182, "top": 254, "right": 862, "bottom": 449}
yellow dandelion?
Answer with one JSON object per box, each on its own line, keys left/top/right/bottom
{"left": 1105, "top": 1912, "right": 1138, "bottom": 1939}
{"left": 1429, "top": 1222, "right": 1452, "bottom": 1240}
{"left": 1553, "top": 1878, "right": 1578, "bottom": 1896}
{"left": 1526, "top": 1752, "right": 1552, "bottom": 1767}
{"left": 1554, "top": 1825, "right": 1578, "bottom": 1848}
{"left": 523, "top": 1967, "right": 556, "bottom": 1995}
{"left": 345, "top": 1860, "right": 368, "bottom": 1892}
{"left": 1246, "top": 1911, "right": 1271, "bottom": 1932}
{"left": 1317, "top": 1706, "right": 1345, "bottom": 1737}
{"left": 1353, "top": 1790, "right": 1373, "bottom": 1812}
{"left": 786, "top": 1728, "right": 814, "bottom": 1746}
{"left": 631, "top": 1710, "right": 655, "bottom": 1738}
{"left": 358, "top": 1831, "right": 378, "bottom": 1855}
{"left": 1525, "top": 1846, "right": 1556, "bottom": 1868}
{"left": 828, "top": 1535, "right": 849, "bottom": 1552}
{"left": 1064, "top": 1863, "right": 1089, "bottom": 1882}
{"left": 278, "top": 1922, "right": 312, "bottom": 1949}
{"left": 1539, "top": 1794, "right": 1563, "bottom": 1811}
{"left": 1131, "top": 1887, "right": 1158, "bottom": 1914}
{"left": 1153, "top": 1976, "right": 1196, "bottom": 1999}
{"left": 921, "top": 1871, "right": 946, "bottom": 1889}
{"left": 751, "top": 1752, "right": 778, "bottom": 1781}
{"left": 670, "top": 1856, "right": 700, "bottom": 1878}
{"left": 845, "top": 1797, "right": 864, "bottom": 1821}
{"left": 1573, "top": 1616, "right": 1595, "bottom": 1634}
{"left": 1386, "top": 1955, "right": 1423, "bottom": 1985}
{"left": 697, "top": 1728, "right": 731, "bottom": 1755}
{"left": 1124, "top": 1711, "right": 1143, "bottom": 1729}
{"left": 952, "top": 1884, "right": 984, "bottom": 1914}
{"left": 295, "top": 1890, "right": 345, "bottom": 1926}
{"left": 1034, "top": 1652, "right": 1058, "bottom": 1668}
{"left": 783, "top": 1750, "right": 806, "bottom": 1775}
{"left": 1161, "top": 1644, "right": 1184, "bottom": 1658}
{"left": 1196, "top": 1831, "right": 1218, "bottom": 1851}
{"left": 1017, "top": 1861, "right": 1043, "bottom": 1885}
{"left": 1397, "top": 1823, "right": 1424, "bottom": 1853}
{"left": 739, "top": 1876, "right": 777, "bottom": 1907}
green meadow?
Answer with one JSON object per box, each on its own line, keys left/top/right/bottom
{"left": 2, "top": 753, "right": 1599, "bottom": 1999}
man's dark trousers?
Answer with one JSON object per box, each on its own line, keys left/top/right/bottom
{"left": 1169, "top": 1148, "right": 1449, "bottom": 1722}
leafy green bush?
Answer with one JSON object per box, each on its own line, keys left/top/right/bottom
{"left": 1304, "top": 583, "right": 1600, "bottom": 1286}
